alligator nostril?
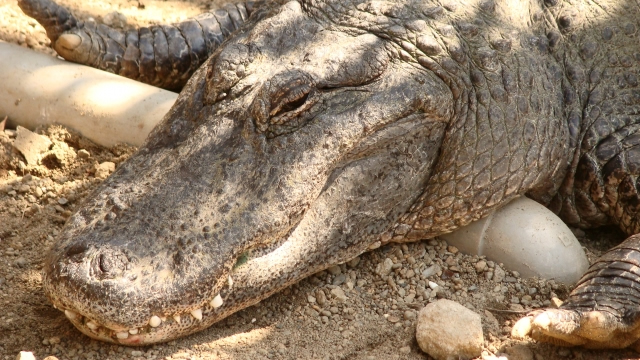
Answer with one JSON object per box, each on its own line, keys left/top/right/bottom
{"left": 92, "top": 250, "right": 129, "bottom": 279}
{"left": 99, "top": 253, "right": 115, "bottom": 273}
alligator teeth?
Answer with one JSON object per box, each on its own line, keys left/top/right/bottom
{"left": 210, "top": 294, "right": 223, "bottom": 309}
{"left": 115, "top": 331, "right": 129, "bottom": 339}
{"left": 190, "top": 308, "right": 203, "bottom": 321}
{"left": 86, "top": 321, "right": 99, "bottom": 330}
{"left": 128, "top": 328, "right": 139, "bottom": 335}
{"left": 173, "top": 315, "right": 181, "bottom": 324}
{"left": 149, "top": 315, "right": 162, "bottom": 328}
{"left": 64, "top": 310, "right": 79, "bottom": 320}
{"left": 228, "top": 276, "right": 234, "bottom": 287}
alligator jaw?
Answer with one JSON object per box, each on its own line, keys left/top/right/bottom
{"left": 49, "top": 276, "right": 235, "bottom": 345}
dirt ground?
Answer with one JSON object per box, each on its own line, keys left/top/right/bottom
{"left": 1, "top": 0, "right": 640, "bottom": 359}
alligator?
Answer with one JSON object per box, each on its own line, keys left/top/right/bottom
{"left": 17, "top": 0, "right": 640, "bottom": 350}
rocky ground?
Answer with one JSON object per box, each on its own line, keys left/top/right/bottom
{"left": 1, "top": 0, "right": 639, "bottom": 359}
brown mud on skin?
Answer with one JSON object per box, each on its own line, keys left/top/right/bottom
{"left": 0, "top": 1, "right": 638, "bottom": 360}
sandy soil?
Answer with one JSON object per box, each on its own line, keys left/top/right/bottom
{"left": 0, "top": 0, "right": 639, "bottom": 359}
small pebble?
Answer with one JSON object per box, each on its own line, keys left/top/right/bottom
{"left": 316, "top": 289, "right": 327, "bottom": 306}
{"left": 404, "top": 310, "right": 416, "bottom": 320}
{"left": 327, "top": 265, "right": 341, "bottom": 275}
{"left": 422, "top": 264, "right": 440, "bottom": 278}
{"left": 333, "top": 273, "right": 347, "bottom": 286}
{"left": 16, "top": 352, "right": 35, "bottom": 360}
{"left": 331, "top": 287, "right": 347, "bottom": 302}
{"left": 15, "top": 257, "right": 27, "bottom": 268}
{"left": 551, "top": 297, "right": 563, "bottom": 308}
{"left": 494, "top": 266, "right": 506, "bottom": 282}
{"left": 347, "top": 256, "right": 360, "bottom": 268}
{"left": 376, "top": 258, "right": 394, "bottom": 276}
{"left": 77, "top": 149, "right": 91, "bottom": 159}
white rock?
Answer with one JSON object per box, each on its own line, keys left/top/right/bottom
{"left": 422, "top": 264, "right": 441, "bottom": 278}
{"left": 440, "top": 197, "right": 589, "bottom": 284}
{"left": 12, "top": 126, "right": 52, "bottom": 165}
{"left": 16, "top": 352, "right": 36, "bottom": 360}
{"left": 493, "top": 266, "right": 505, "bottom": 283}
{"left": 95, "top": 162, "right": 115, "bottom": 179}
{"left": 375, "top": 258, "right": 394, "bottom": 276}
{"left": 416, "top": 299, "right": 483, "bottom": 360}
{"left": 330, "top": 287, "right": 347, "bottom": 302}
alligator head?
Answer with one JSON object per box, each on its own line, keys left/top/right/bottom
{"left": 43, "top": 1, "right": 454, "bottom": 344}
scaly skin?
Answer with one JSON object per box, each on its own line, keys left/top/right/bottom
{"left": 20, "top": 0, "right": 640, "bottom": 349}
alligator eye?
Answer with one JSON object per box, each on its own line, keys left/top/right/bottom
{"left": 269, "top": 82, "right": 313, "bottom": 118}
{"left": 251, "top": 70, "right": 319, "bottom": 137}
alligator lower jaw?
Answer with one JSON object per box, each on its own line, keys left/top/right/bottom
{"left": 52, "top": 278, "right": 235, "bottom": 345}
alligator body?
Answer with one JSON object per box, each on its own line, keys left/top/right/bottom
{"left": 18, "top": 0, "right": 640, "bottom": 349}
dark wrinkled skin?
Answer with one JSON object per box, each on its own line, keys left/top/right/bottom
{"left": 20, "top": 0, "right": 640, "bottom": 349}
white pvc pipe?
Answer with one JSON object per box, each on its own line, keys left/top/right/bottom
{"left": 0, "top": 41, "right": 178, "bottom": 147}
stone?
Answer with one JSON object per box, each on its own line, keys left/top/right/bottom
{"left": 12, "top": 126, "right": 52, "bottom": 165}
{"left": 333, "top": 273, "right": 347, "bottom": 286}
{"left": 493, "top": 266, "right": 506, "bottom": 283}
{"left": 416, "top": 299, "right": 483, "bottom": 360}
{"left": 375, "top": 258, "right": 394, "bottom": 276}
{"left": 505, "top": 344, "right": 534, "bottom": 360}
{"left": 347, "top": 256, "right": 360, "bottom": 268}
{"left": 422, "top": 264, "right": 441, "bottom": 278}
{"left": 330, "top": 287, "right": 347, "bottom": 302}
{"left": 77, "top": 149, "right": 91, "bottom": 159}
{"left": 16, "top": 352, "right": 36, "bottom": 360}
{"left": 94, "top": 161, "right": 116, "bottom": 179}
{"left": 327, "top": 265, "right": 341, "bottom": 275}
{"left": 316, "top": 289, "right": 327, "bottom": 306}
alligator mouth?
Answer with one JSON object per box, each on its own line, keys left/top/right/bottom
{"left": 45, "top": 217, "right": 301, "bottom": 345}
{"left": 53, "top": 274, "right": 235, "bottom": 345}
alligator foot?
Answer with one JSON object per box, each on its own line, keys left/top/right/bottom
{"left": 513, "top": 235, "right": 640, "bottom": 350}
{"left": 18, "top": 0, "right": 255, "bottom": 90}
